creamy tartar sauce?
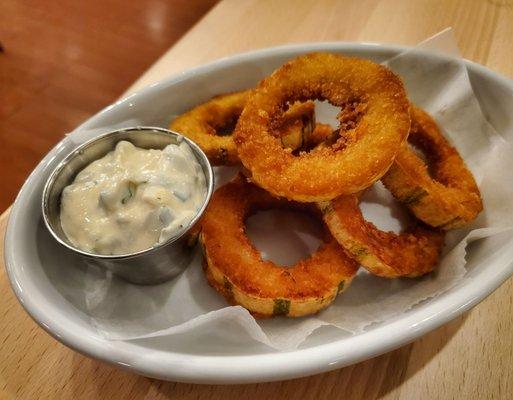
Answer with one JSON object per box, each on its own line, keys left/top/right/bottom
{"left": 60, "top": 140, "right": 206, "bottom": 255}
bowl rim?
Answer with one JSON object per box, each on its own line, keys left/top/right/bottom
{"left": 5, "top": 41, "right": 513, "bottom": 384}
{"left": 41, "top": 126, "right": 214, "bottom": 259}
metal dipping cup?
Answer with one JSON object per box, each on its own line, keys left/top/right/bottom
{"left": 42, "top": 127, "right": 214, "bottom": 285}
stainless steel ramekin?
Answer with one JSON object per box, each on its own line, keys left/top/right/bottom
{"left": 42, "top": 127, "right": 214, "bottom": 285}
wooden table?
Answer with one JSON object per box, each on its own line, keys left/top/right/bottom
{"left": 2, "top": 1, "right": 513, "bottom": 398}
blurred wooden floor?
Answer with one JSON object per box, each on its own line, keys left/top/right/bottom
{"left": 0, "top": 0, "right": 218, "bottom": 212}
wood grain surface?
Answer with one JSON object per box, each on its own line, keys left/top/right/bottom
{"left": 0, "top": 0, "right": 218, "bottom": 211}
{"left": 2, "top": 0, "right": 513, "bottom": 399}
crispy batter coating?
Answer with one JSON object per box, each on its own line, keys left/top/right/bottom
{"left": 318, "top": 192, "right": 445, "bottom": 278}
{"left": 382, "top": 106, "right": 483, "bottom": 229}
{"left": 200, "top": 176, "right": 359, "bottom": 317}
{"left": 170, "top": 91, "right": 248, "bottom": 165}
{"left": 304, "top": 123, "right": 333, "bottom": 150}
{"left": 234, "top": 53, "right": 411, "bottom": 201}
{"left": 169, "top": 90, "right": 315, "bottom": 165}
{"left": 276, "top": 101, "right": 316, "bottom": 150}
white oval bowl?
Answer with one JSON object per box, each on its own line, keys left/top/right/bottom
{"left": 4, "top": 43, "right": 513, "bottom": 384}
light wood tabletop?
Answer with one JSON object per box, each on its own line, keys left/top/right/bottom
{"left": 2, "top": 0, "right": 513, "bottom": 398}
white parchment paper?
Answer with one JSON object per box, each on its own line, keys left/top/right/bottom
{"left": 72, "top": 29, "right": 513, "bottom": 350}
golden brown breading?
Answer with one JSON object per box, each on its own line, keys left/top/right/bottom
{"left": 170, "top": 90, "right": 249, "bottom": 165}
{"left": 303, "top": 122, "right": 333, "bottom": 150}
{"left": 318, "top": 192, "right": 445, "bottom": 278}
{"left": 382, "top": 106, "right": 483, "bottom": 229}
{"left": 200, "top": 176, "right": 359, "bottom": 317}
{"left": 169, "top": 90, "right": 316, "bottom": 165}
{"left": 234, "top": 52, "right": 411, "bottom": 201}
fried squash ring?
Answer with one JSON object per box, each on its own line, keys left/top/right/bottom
{"left": 381, "top": 106, "right": 483, "bottom": 230}
{"left": 169, "top": 90, "right": 315, "bottom": 165}
{"left": 200, "top": 176, "right": 359, "bottom": 317}
{"left": 234, "top": 53, "right": 411, "bottom": 201}
{"left": 318, "top": 192, "right": 445, "bottom": 278}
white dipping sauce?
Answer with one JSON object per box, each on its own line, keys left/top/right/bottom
{"left": 60, "top": 140, "right": 206, "bottom": 255}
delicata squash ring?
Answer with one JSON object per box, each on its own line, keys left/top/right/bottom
{"left": 200, "top": 176, "right": 359, "bottom": 317}
{"left": 382, "top": 106, "right": 483, "bottom": 230}
{"left": 169, "top": 90, "right": 315, "bottom": 165}
{"left": 318, "top": 192, "right": 445, "bottom": 278}
{"left": 234, "top": 52, "right": 411, "bottom": 201}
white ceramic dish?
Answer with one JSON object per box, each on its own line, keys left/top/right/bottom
{"left": 4, "top": 43, "right": 513, "bottom": 384}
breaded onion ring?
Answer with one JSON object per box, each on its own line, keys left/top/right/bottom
{"left": 382, "top": 106, "right": 483, "bottom": 230}
{"left": 318, "top": 193, "right": 445, "bottom": 278}
{"left": 169, "top": 90, "right": 315, "bottom": 165}
{"left": 234, "top": 53, "right": 411, "bottom": 201}
{"left": 200, "top": 176, "right": 359, "bottom": 317}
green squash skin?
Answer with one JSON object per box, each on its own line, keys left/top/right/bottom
{"left": 273, "top": 299, "right": 291, "bottom": 316}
